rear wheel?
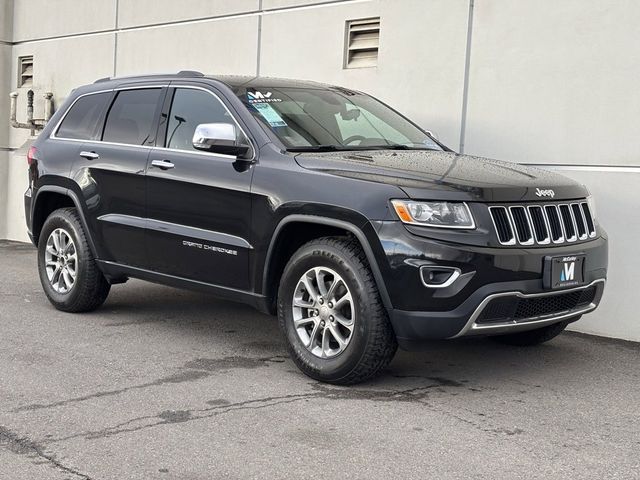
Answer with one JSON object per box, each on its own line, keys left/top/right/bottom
{"left": 489, "top": 318, "right": 576, "bottom": 346}
{"left": 278, "top": 237, "right": 397, "bottom": 384}
{"left": 38, "top": 207, "right": 110, "bottom": 312}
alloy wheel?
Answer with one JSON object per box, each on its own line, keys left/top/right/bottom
{"left": 292, "top": 267, "right": 355, "bottom": 358}
{"left": 44, "top": 228, "right": 78, "bottom": 294}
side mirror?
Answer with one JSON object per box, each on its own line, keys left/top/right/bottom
{"left": 192, "top": 123, "right": 252, "bottom": 159}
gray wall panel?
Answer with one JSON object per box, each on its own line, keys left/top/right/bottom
{"left": 1, "top": 0, "right": 637, "bottom": 340}
{"left": 117, "top": 0, "right": 259, "bottom": 29}
{"left": 464, "top": 1, "right": 640, "bottom": 166}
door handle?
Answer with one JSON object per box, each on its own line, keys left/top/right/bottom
{"left": 79, "top": 151, "right": 99, "bottom": 160}
{"left": 151, "top": 159, "right": 175, "bottom": 170}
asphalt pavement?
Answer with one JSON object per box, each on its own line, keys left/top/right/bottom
{"left": 0, "top": 240, "right": 638, "bottom": 479}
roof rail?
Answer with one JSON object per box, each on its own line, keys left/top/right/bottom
{"left": 177, "top": 70, "right": 205, "bottom": 77}
{"left": 93, "top": 71, "right": 205, "bottom": 84}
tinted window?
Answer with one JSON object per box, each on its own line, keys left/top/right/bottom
{"left": 56, "top": 92, "right": 110, "bottom": 140}
{"left": 102, "top": 89, "right": 162, "bottom": 145}
{"left": 165, "top": 88, "right": 236, "bottom": 152}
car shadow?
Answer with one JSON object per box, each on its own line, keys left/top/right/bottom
{"left": 94, "top": 279, "right": 613, "bottom": 391}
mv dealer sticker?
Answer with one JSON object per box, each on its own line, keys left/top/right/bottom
{"left": 247, "top": 91, "right": 282, "bottom": 104}
{"left": 560, "top": 257, "right": 576, "bottom": 282}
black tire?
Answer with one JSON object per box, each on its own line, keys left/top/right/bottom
{"left": 37, "top": 207, "right": 110, "bottom": 312}
{"left": 278, "top": 236, "right": 397, "bottom": 385}
{"left": 489, "top": 318, "right": 577, "bottom": 346}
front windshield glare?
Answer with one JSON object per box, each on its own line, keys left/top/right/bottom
{"left": 237, "top": 87, "right": 442, "bottom": 151}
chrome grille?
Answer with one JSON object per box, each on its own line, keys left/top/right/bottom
{"left": 489, "top": 201, "right": 596, "bottom": 246}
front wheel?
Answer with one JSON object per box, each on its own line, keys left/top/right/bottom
{"left": 278, "top": 237, "right": 397, "bottom": 385}
{"left": 38, "top": 207, "right": 111, "bottom": 312}
{"left": 489, "top": 318, "right": 577, "bottom": 346}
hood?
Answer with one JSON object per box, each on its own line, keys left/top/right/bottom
{"left": 294, "top": 150, "right": 588, "bottom": 202}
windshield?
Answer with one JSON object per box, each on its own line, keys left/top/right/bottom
{"left": 236, "top": 86, "right": 443, "bottom": 152}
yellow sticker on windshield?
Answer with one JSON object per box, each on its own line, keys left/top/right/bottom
{"left": 253, "top": 103, "right": 287, "bottom": 127}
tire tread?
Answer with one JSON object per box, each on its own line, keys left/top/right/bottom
{"left": 278, "top": 236, "right": 397, "bottom": 385}
{"left": 39, "top": 207, "right": 110, "bottom": 312}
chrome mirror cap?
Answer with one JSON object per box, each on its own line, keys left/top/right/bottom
{"left": 192, "top": 123, "right": 237, "bottom": 149}
{"left": 192, "top": 123, "right": 252, "bottom": 159}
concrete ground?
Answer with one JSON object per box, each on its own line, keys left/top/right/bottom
{"left": 0, "top": 240, "right": 638, "bottom": 480}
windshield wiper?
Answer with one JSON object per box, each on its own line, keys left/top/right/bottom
{"left": 287, "top": 145, "right": 353, "bottom": 152}
{"left": 367, "top": 144, "right": 440, "bottom": 151}
{"left": 287, "top": 144, "right": 441, "bottom": 153}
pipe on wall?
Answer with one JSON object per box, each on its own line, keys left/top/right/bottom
{"left": 9, "top": 90, "right": 54, "bottom": 135}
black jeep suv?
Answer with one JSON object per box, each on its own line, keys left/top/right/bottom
{"left": 25, "top": 72, "right": 608, "bottom": 384}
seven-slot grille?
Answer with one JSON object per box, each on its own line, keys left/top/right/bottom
{"left": 489, "top": 201, "right": 595, "bottom": 246}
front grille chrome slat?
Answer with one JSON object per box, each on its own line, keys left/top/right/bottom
{"left": 558, "top": 204, "right": 577, "bottom": 242}
{"left": 527, "top": 206, "right": 550, "bottom": 244}
{"left": 545, "top": 205, "right": 565, "bottom": 243}
{"left": 581, "top": 202, "right": 596, "bottom": 237}
{"left": 489, "top": 207, "right": 516, "bottom": 245}
{"left": 572, "top": 203, "right": 588, "bottom": 240}
{"left": 508, "top": 206, "right": 534, "bottom": 245}
{"left": 490, "top": 200, "right": 596, "bottom": 246}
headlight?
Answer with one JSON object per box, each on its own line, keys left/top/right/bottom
{"left": 391, "top": 200, "right": 475, "bottom": 229}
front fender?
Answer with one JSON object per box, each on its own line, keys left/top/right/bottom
{"left": 260, "top": 213, "right": 394, "bottom": 312}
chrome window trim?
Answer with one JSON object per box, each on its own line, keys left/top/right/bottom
{"left": 50, "top": 83, "right": 256, "bottom": 162}
{"left": 488, "top": 206, "right": 516, "bottom": 246}
{"left": 450, "top": 278, "right": 605, "bottom": 338}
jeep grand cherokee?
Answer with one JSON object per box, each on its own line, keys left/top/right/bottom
{"left": 24, "top": 71, "right": 608, "bottom": 384}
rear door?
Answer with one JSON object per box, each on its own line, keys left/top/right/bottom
{"left": 72, "top": 85, "right": 166, "bottom": 267}
{"left": 145, "top": 85, "right": 254, "bottom": 290}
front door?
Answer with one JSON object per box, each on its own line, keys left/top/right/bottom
{"left": 145, "top": 86, "right": 254, "bottom": 290}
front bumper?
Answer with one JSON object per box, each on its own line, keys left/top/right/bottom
{"left": 390, "top": 279, "right": 605, "bottom": 348}
{"left": 372, "top": 221, "right": 608, "bottom": 348}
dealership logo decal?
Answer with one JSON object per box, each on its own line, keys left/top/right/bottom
{"left": 247, "top": 91, "right": 282, "bottom": 103}
{"left": 535, "top": 188, "right": 555, "bottom": 198}
{"left": 560, "top": 260, "right": 575, "bottom": 282}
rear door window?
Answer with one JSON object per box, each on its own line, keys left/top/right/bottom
{"left": 102, "top": 89, "right": 162, "bottom": 145}
{"left": 56, "top": 92, "right": 111, "bottom": 140}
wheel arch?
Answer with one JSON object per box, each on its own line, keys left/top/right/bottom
{"left": 261, "top": 215, "right": 393, "bottom": 315}
{"left": 32, "top": 186, "right": 98, "bottom": 258}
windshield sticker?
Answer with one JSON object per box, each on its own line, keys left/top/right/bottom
{"left": 247, "top": 91, "right": 282, "bottom": 103}
{"left": 253, "top": 103, "right": 287, "bottom": 127}
{"left": 423, "top": 138, "right": 440, "bottom": 149}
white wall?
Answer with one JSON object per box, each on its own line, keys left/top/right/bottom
{"left": 463, "top": 1, "right": 640, "bottom": 340}
{"left": 1, "top": 0, "right": 637, "bottom": 340}
{"left": 0, "top": 0, "right": 13, "bottom": 240}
